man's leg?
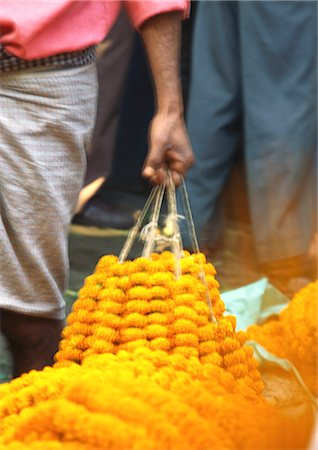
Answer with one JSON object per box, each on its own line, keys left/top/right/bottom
{"left": 240, "top": 1, "right": 317, "bottom": 286}
{"left": 182, "top": 1, "right": 242, "bottom": 250}
{"left": 0, "top": 64, "right": 97, "bottom": 376}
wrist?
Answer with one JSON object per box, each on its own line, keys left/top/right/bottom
{"left": 157, "top": 97, "right": 184, "bottom": 118}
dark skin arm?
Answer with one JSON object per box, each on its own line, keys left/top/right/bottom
{"left": 140, "top": 12, "right": 194, "bottom": 185}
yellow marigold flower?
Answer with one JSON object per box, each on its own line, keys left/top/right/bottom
{"left": 195, "top": 314, "right": 209, "bottom": 326}
{"left": 174, "top": 333, "right": 199, "bottom": 347}
{"left": 83, "top": 272, "right": 108, "bottom": 287}
{"left": 150, "top": 272, "right": 174, "bottom": 286}
{"left": 148, "top": 300, "right": 171, "bottom": 314}
{"left": 93, "top": 326, "right": 118, "bottom": 342}
{"left": 174, "top": 293, "right": 197, "bottom": 307}
{"left": 148, "top": 260, "right": 167, "bottom": 273}
{"left": 96, "top": 254, "right": 118, "bottom": 270}
{"left": 133, "top": 257, "right": 152, "bottom": 272}
{"left": 53, "top": 361, "right": 74, "bottom": 369}
{"left": 116, "top": 276, "right": 131, "bottom": 291}
{"left": 120, "top": 327, "right": 147, "bottom": 343}
{"left": 94, "top": 313, "right": 122, "bottom": 329}
{"left": 119, "top": 339, "right": 149, "bottom": 351}
{"left": 98, "top": 300, "right": 123, "bottom": 315}
{"left": 174, "top": 275, "right": 199, "bottom": 294}
{"left": 68, "top": 334, "right": 87, "bottom": 349}
{"left": 99, "top": 288, "right": 125, "bottom": 303}
{"left": 129, "top": 272, "right": 152, "bottom": 287}
{"left": 172, "top": 319, "right": 197, "bottom": 334}
{"left": 72, "top": 298, "right": 97, "bottom": 312}
{"left": 193, "top": 301, "right": 211, "bottom": 316}
{"left": 173, "top": 346, "right": 199, "bottom": 358}
{"left": 77, "top": 285, "right": 101, "bottom": 300}
{"left": 200, "top": 352, "right": 223, "bottom": 366}
{"left": 198, "top": 340, "right": 219, "bottom": 356}
{"left": 205, "top": 274, "right": 219, "bottom": 289}
{"left": 174, "top": 305, "right": 199, "bottom": 322}
{"left": 61, "top": 323, "right": 91, "bottom": 339}
{"left": 91, "top": 339, "right": 115, "bottom": 354}
{"left": 149, "top": 337, "right": 171, "bottom": 351}
{"left": 147, "top": 312, "right": 173, "bottom": 325}
{"left": 122, "top": 313, "right": 147, "bottom": 328}
{"left": 149, "top": 286, "right": 170, "bottom": 300}
{"left": 202, "top": 261, "right": 216, "bottom": 274}
{"left": 145, "top": 324, "right": 168, "bottom": 339}
{"left": 127, "top": 286, "right": 152, "bottom": 301}
{"left": 125, "top": 300, "right": 149, "bottom": 315}
{"left": 110, "top": 263, "right": 129, "bottom": 277}
{"left": 225, "top": 315, "right": 237, "bottom": 330}
{"left": 55, "top": 348, "right": 82, "bottom": 363}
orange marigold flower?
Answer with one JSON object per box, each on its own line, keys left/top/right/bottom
{"left": 148, "top": 300, "right": 171, "bottom": 314}
{"left": 99, "top": 288, "right": 125, "bottom": 303}
{"left": 72, "top": 298, "right": 97, "bottom": 312}
{"left": 148, "top": 337, "right": 171, "bottom": 351}
{"left": 120, "top": 327, "right": 147, "bottom": 343}
{"left": 149, "top": 286, "right": 170, "bottom": 300}
{"left": 150, "top": 272, "right": 174, "bottom": 286}
{"left": 173, "top": 346, "right": 199, "bottom": 358}
{"left": 197, "top": 324, "right": 215, "bottom": 341}
{"left": 172, "top": 319, "right": 197, "bottom": 334}
{"left": 119, "top": 339, "right": 149, "bottom": 351}
{"left": 200, "top": 352, "right": 223, "bottom": 366}
{"left": 198, "top": 340, "right": 219, "bottom": 356}
{"left": 125, "top": 300, "right": 150, "bottom": 315}
{"left": 133, "top": 257, "right": 152, "bottom": 272}
{"left": 219, "top": 337, "right": 241, "bottom": 355}
{"left": 91, "top": 339, "right": 115, "bottom": 354}
{"left": 228, "top": 363, "right": 249, "bottom": 379}
{"left": 96, "top": 313, "right": 122, "bottom": 329}
{"left": 174, "top": 305, "right": 199, "bottom": 322}
{"left": 147, "top": 312, "right": 172, "bottom": 325}
{"left": 145, "top": 324, "right": 168, "bottom": 339}
{"left": 223, "top": 349, "right": 247, "bottom": 367}
{"left": 129, "top": 272, "right": 152, "bottom": 287}
{"left": 174, "top": 333, "right": 199, "bottom": 347}
{"left": 127, "top": 286, "right": 152, "bottom": 301}
{"left": 93, "top": 326, "right": 118, "bottom": 342}
{"left": 98, "top": 300, "right": 124, "bottom": 315}
{"left": 174, "top": 293, "right": 197, "bottom": 307}
{"left": 122, "top": 313, "right": 147, "bottom": 328}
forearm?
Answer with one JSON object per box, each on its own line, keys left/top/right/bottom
{"left": 140, "top": 12, "right": 184, "bottom": 116}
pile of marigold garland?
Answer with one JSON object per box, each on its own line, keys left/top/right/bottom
{"left": 0, "top": 252, "right": 315, "bottom": 450}
{"left": 248, "top": 280, "right": 318, "bottom": 395}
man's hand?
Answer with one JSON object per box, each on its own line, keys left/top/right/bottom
{"left": 140, "top": 11, "right": 194, "bottom": 185}
{"left": 143, "top": 111, "right": 194, "bottom": 185}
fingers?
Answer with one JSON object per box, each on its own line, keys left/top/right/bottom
{"left": 142, "top": 165, "right": 166, "bottom": 185}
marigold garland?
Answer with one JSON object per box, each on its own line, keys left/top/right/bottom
{"left": 248, "top": 280, "right": 318, "bottom": 394}
{"left": 0, "top": 350, "right": 313, "bottom": 450}
{"left": 0, "top": 253, "right": 315, "bottom": 449}
{"left": 55, "top": 251, "right": 263, "bottom": 394}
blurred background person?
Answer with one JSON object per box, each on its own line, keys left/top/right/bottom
{"left": 182, "top": 0, "right": 317, "bottom": 294}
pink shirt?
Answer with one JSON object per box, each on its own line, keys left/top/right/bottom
{"left": 0, "top": 1, "right": 189, "bottom": 60}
